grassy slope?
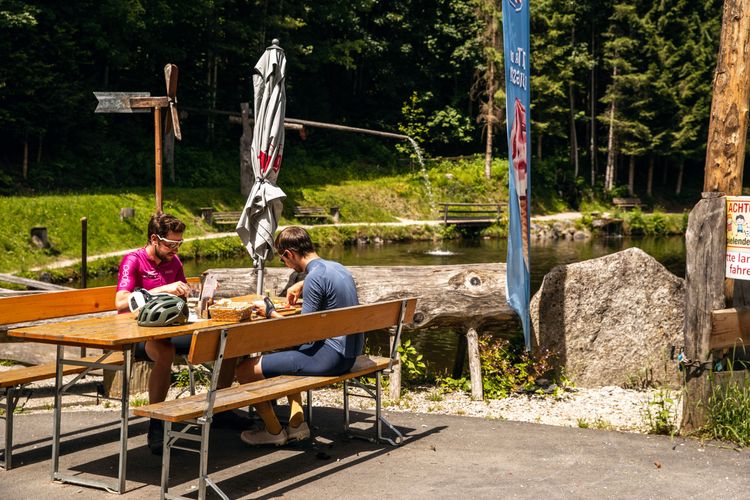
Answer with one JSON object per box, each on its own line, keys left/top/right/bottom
{"left": 0, "top": 157, "right": 507, "bottom": 273}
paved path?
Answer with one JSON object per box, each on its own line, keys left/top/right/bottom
{"left": 1, "top": 408, "right": 746, "bottom": 499}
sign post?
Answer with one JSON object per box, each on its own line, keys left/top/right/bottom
{"left": 94, "top": 64, "right": 181, "bottom": 214}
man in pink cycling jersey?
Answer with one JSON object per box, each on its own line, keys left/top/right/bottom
{"left": 115, "top": 213, "right": 194, "bottom": 453}
{"left": 115, "top": 213, "right": 244, "bottom": 454}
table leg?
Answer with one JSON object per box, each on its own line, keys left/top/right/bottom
{"left": 51, "top": 345, "right": 63, "bottom": 481}
{"left": 116, "top": 348, "right": 131, "bottom": 494}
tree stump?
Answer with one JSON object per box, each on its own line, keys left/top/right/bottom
{"left": 119, "top": 207, "right": 135, "bottom": 221}
{"left": 30, "top": 227, "right": 49, "bottom": 249}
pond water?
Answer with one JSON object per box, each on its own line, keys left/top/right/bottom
{"left": 84, "top": 235, "right": 687, "bottom": 377}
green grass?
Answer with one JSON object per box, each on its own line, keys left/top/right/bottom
{"left": 642, "top": 389, "right": 678, "bottom": 436}
{"left": 0, "top": 155, "right": 511, "bottom": 274}
{"left": 0, "top": 187, "right": 242, "bottom": 273}
{"left": 130, "top": 396, "right": 150, "bottom": 407}
{"left": 704, "top": 367, "right": 750, "bottom": 447}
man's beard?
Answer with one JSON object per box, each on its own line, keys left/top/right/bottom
{"left": 155, "top": 246, "right": 174, "bottom": 262}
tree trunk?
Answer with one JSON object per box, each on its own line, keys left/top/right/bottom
{"left": 569, "top": 81, "right": 579, "bottom": 178}
{"left": 205, "top": 264, "right": 516, "bottom": 330}
{"left": 537, "top": 134, "right": 542, "bottom": 161}
{"left": 676, "top": 160, "right": 684, "bottom": 195}
{"left": 661, "top": 158, "right": 669, "bottom": 186}
{"left": 590, "top": 26, "right": 597, "bottom": 186}
{"left": 36, "top": 132, "right": 43, "bottom": 164}
{"left": 682, "top": 193, "right": 726, "bottom": 430}
{"left": 646, "top": 156, "right": 654, "bottom": 197}
{"left": 484, "top": 111, "right": 493, "bottom": 180}
{"left": 627, "top": 156, "right": 635, "bottom": 196}
{"left": 483, "top": 19, "right": 497, "bottom": 180}
{"left": 22, "top": 134, "right": 29, "bottom": 180}
{"left": 207, "top": 55, "right": 218, "bottom": 142}
{"left": 164, "top": 132, "right": 175, "bottom": 183}
{"left": 605, "top": 66, "right": 618, "bottom": 191}
{"left": 240, "top": 102, "right": 254, "bottom": 197}
{"left": 703, "top": 0, "right": 750, "bottom": 195}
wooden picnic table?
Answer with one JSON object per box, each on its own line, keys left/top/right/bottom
{"left": 7, "top": 294, "right": 298, "bottom": 494}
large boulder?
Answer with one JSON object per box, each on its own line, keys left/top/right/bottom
{"left": 531, "top": 247, "right": 684, "bottom": 388}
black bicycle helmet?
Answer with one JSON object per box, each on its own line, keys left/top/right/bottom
{"left": 137, "top": 295, "right": 189, "bottom": 327}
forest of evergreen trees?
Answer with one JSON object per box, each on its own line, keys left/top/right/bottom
{"left": 0, "top": 0, "right": 722, "bottom": 199}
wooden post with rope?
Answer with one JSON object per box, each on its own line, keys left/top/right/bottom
{"left": 682, "top": 0, "right": 750, "bottom": 431}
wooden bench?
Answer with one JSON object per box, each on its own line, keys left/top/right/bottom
{"left": 294, "top": 206, "right": 340, "bottom": 224}
{"left": 612, "top": 197, "right": 642, "bottom": 210}
{"left": 133, "top": 297, "right": 418, "bottom": 500}
{"left": 0, "top": 285, "right": 119, "bottom": 470}
{"left": 440, "top": 202, "right": 503, "bottom": 226}
{"left": 210, "top": 210, "right": 242, "bottom": 227}
{"left": 0, "top": 278, "right": 200, "bottom": 470}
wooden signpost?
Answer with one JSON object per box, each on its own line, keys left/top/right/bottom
{"left": 94, "top": 64, "right": 181, "bottom": 214}
{"left": 682, "top": 0, "right": 750, "bottom": 430}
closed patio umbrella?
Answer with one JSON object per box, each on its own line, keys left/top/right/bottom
{"left": 237, "top": 39, "right": 287, "bottom": 294}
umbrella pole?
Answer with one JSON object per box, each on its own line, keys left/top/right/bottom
{"left": 257, "top": 262, "right": 265, "bottom": 296}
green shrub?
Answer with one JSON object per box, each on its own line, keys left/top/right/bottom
{"left": 478, "top": 334, "right": 557, "bottom": 399}
{"left": 398, "top": 338, "right": 427, "bottom": 383}
{"left": 642, "top": 389, "right": 678, "bottom": 435}
{"left": 174, "top": 365, "right": 212, "bottom": 389}
{"left": 438, "top": 376, "right": 471, "bottom": 394}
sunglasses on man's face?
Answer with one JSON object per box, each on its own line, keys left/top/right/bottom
{"left": 278, "top": 250, "right": 290, "bottom": 262}
{"left": 156, "top": 234, "right": 183, "bottom": 250}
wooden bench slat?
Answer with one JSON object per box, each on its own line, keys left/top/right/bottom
{"left": 612, "top": 197, "right": 642, "bottom": 209}
{"left": 132, "top": 355, "right": 391, "bottom": 422}
{"left": 0, "top": 352, "right": 125, "bottom": 388}
{"left": 188, "top": 298, "right": 418, "bottom": 364}
{"left": 440, "top": 202, "right": 503, "bottom": 225}
{"left": 0, "top": 285, "right": 118, "bottom": 325}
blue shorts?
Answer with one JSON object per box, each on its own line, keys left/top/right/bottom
{"left": 134, "top": 334, "right": 192, "bottom": 362}
{"left": 261, "top": 342, "right": 355, "bottom": 378}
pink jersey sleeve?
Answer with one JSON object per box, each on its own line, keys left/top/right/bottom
{"left": 174, "top": 256, "right": 187, "bottom": 284}
{"left": 116, "top": 252, "right": 140, "bottom": 292}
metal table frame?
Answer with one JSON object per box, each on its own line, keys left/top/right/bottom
{"left": 51, "top": 346, "right": 132, "bottom": 494}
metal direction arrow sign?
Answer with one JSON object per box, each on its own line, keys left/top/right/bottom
{"left": 94, "top": 92, "right": 171, "bottom": 113}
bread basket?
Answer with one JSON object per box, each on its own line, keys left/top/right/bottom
{"left": 208, "top": 300, "right": 253, "bottom": 322}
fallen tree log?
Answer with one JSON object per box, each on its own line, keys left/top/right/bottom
{"left": 204, "top": 263, "right": 516, "bottom": 330}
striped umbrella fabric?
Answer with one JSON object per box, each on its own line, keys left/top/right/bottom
{"left": 237, "top": 39, "right": 287, "bottom": 293}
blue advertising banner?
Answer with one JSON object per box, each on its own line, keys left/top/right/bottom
{"left": 502, "top": 0, "right": 531, "bottom": 349}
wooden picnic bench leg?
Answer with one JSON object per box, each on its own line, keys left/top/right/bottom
{"left": 343, "top": 380, "right": 350, "bottom": 433}
{"left": 51, "top": 345, "right": 63, "bottom": 482}
{"left": 161, "top": 421, "right": 172, "bottom": 499}
{"left": 375, "top": 371, "right": 383, "bottom": 441}
{"left": 116, "top": 348, "right": 131, "bottom": 494}
{"left": 374, "top": 370, "right": 404, "bottom": 446}
{"left": 1, "top": 386, "right": 15, "bottom": 470}
{"left": 305, "top": 389, "right": 313, "bottom": 428}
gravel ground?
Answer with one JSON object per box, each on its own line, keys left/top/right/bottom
{"left": 1, "top": 365, "right": 682, "bottom": 435}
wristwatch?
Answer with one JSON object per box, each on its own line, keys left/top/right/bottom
{"left": 263, "top": 296, "right": 276, "bottom": 318}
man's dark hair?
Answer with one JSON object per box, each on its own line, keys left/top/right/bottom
{"left": 148, "top": 213, "right": 186, "bottom": 240}
{"left": 275, "top": 226, "right": 315, "bottom": 257}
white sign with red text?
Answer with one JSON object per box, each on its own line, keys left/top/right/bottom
{"left": 726, "top": 196, "right": 750, "bottom": 280}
